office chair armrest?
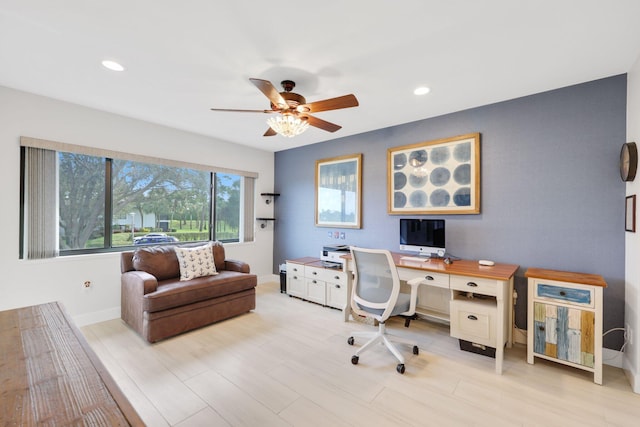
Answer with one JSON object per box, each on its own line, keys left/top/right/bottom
{"left": 406, "top": 277, "right": 424, "bottom": 314}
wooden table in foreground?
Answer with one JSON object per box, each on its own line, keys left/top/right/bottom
{"left": 0, "top": 302, "right": 143, "bottom": 426}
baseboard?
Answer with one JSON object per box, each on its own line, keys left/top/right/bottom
{"left": 624, "top": 357, "right": 640, "bottom": 393}
{"left": 258, "top": 274, "right": 279, "bottom": 284}
{"left": 603, "top": 348, "right": 624, "bottom": 368}
{"left": 72, "top": 306, "right": 120, "bottom": 327}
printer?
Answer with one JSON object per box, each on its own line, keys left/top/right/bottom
{"left": 320, "top": 244, "right": 351, "bottom": 267}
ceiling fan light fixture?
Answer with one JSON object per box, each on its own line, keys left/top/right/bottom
{"left": 267, "top": 114, "right": 309, "bottom": 137}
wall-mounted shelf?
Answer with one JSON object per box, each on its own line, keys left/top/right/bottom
{"left": 260, "top": 193, "right": 280, "bottom": 204}
{"left": 256, "top": 217, "right": 275, "bottom": 228}
{"left": 258, "top": 193, "right": 279, "bottom": 227}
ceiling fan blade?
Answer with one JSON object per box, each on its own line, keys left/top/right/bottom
{"left": 249, "top": 78, "right": 288, "bottom": 110}
{"left": 299, "top": 94, "right": 359, "bottom": 113}
{"left": 264, "top": 127, "right": 277, "bottom": 136}
{"left": 210, "top": 108, "right": 277, "bottom": 113}
{"left": 302, "top": 114, "right": 342, "bottom": 133}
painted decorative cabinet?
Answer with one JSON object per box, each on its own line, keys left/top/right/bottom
{"left": 526, "top": 268, "right": 606, "bottom": 385}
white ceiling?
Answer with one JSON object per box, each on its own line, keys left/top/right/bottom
{"left": 2, "top": 1, "right": 640, "bottom": 153}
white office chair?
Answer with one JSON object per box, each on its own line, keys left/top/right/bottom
{"left": 347, "top": 247, "right": 424, "bottom": 374}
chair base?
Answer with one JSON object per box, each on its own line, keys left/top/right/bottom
{"left": 348, "top": 321, "right": 419, "bottom": 371}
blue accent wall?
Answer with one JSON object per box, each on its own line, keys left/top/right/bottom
{"left": 274, "top": 75, "right": 626, "bottom": 349}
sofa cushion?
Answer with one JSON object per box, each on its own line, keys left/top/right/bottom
{"left": 132, "top": 246, "right": 180, "bottom": 281}
{"left": 175, "top": 243, "right": 218, "bottom": 281}
{"left": 143, "top": 271, "right": 257, "bottom": 313}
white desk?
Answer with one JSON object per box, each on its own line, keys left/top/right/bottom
{"left": 343, "top": 253, "right": 519, "bottom": 374}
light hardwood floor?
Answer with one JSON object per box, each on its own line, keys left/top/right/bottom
{"left": 82, "top": 282, "right": 640, "bottom": 426}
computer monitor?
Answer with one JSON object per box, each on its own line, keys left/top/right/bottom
{"left": 399, "top": 218, "right": 446, "bottom": 257}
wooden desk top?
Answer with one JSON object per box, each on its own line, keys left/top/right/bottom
{"left": 342, "top": 252, "right": 519, "bottom": 281}
{"left": 0, "top": 302, "right": 144, "bottom": 426}
{"left": 525, "top": 267, "right": 607, "bottom": 288}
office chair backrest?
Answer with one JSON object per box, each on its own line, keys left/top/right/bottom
{"left": 350, "top": 247, "right": 401, "bottom": 322}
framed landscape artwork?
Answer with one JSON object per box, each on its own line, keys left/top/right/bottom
{"left": 315, "top": 153, "right": 362, "bottom": 228}
{"left": 388, "top": 133, "right": 480, "bottom": 214}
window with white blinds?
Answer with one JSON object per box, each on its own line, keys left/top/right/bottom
{"left": 20, "top": 137, "right": 257, "bottom": 258}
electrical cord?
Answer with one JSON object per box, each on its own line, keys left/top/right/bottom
{"left": 443, "top": 252, "right": 462, "bottom": 261}
{"left": 602, "top": 327, "right": 627, "bottom": 361}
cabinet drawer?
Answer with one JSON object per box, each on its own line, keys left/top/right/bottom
{"left": 321, "top": 268, "right": 347, "bottom": 284}
{"left": 399, "top": 269, "right": 449, "bottom": 289}
{"left": 286, "top": 262, "right": 304, "bottom": 276}
{"left": 306, "top": 278, "right": 326, "bottom": 305}
{"left": 305, "top": 265, "right": 323, "bottom": 279}
{"left": 450, "top": 275, "right": 497, "bottom": 296}
{"left": 326, "top": 281, "right": 347, "bottom": 309}
{"left": 535, "top": 282, "right": 593, "bottom": 308}
{"left": 287, "top": 275, "right": 305, "bottom": 297}
{"left": 450, "top": 298, "right": 496, "bottom": 346}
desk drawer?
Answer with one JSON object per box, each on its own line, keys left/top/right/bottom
{"left": 450, "top": 298, "right": 496, "bottom": 347}
{"left": 399, "top": 269, "right": 449, "bottom": 289}
{"left": 450, "top": 275, "right": 497, "bottom": 296}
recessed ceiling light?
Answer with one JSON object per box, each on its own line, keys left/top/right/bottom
{"left": 101, "top": 60, "right": 125, "bottom": 72}
{"left": 414, "top": 86, "right": 431, "bottom": 95}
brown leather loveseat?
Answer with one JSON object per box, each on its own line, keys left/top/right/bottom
{"left": 120, "top": 241, "right": 257, "bottom": 343}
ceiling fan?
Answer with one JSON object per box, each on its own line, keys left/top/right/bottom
{"left": 210, "top": 78, "right": 359, "bottom": 137}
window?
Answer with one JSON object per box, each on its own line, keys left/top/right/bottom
{"left": 110, "top": 159, "right": 213, "bottom": 248}
{"left": 215, "top": 173, "right": 241, "bottom": 242}
{"left": 21, "top": 139, "right": 256, "bottom": 258}
{"left": 59, "top": 153, "right": 106, "bottom": 250}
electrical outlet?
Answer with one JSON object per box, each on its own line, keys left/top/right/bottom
{"left": 626, "top": 324, "right": 633, "bottom": 345}
{"left": 83, "top": 280, "right": 91, "bottom": 289}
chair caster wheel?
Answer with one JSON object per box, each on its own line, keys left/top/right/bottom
{"left": 351, "top": 355, "right": 359, "bottom": 365}
{"left": 413, "top": 346, "right": 419, "bottom": 355}
{"left": 347, "top": 337, "right": 354, "bottom": 346}
{"left": 396, "top": 364, "right": 405, "bottom": 374}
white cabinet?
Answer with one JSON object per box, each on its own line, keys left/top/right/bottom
{"left": 526, "top": 268, "right": 606, "bottom": 385}
{"left": 286, "top": 258, "right": 348, "bottom": 313}
{"left": 286, "top": 261, "right": 306, "bottom": 299}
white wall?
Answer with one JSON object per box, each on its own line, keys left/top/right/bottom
{"left": 625, "top": 55, "right": 640, "bottom": 392}
{"left": 0, "top": 86, "right": 276, "bottom": 325}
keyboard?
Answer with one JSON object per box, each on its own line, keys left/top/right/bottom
{"left": 400, "top": 256, "right": 430, "bottom": 262}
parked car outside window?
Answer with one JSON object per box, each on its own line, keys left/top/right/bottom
{"left": 133, "top": 233, "right": 179, "bottom": 245}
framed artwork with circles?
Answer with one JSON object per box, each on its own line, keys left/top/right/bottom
{"left": 387, "top": 133, "right": 480, "bottom": 214}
